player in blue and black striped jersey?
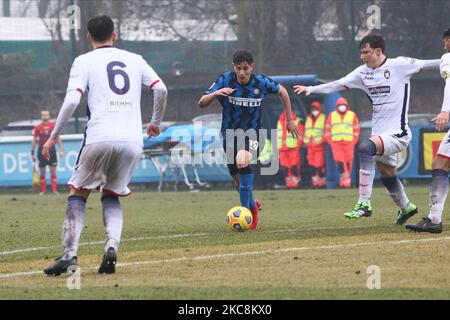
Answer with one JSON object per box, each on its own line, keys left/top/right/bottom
{"left": 198, "top": 50, "right": 300, "bottom": 229}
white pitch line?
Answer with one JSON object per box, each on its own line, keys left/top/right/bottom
{"left": 0, "top": 246, "right": 54, "bottom": 256}
{"left": 267, "top": 225, "right": 375, "bottom": 233}
{"left": 0, "top": 225, "right": 374, "bottom": 257}
{"left": 1, "top": 236, "right": 449, "bottom": 280}
{"left": 0, "top": 232, "right": 210, "bottom": 256}
{"left": 117, "top": 236, "right": 450, "bottom": 268}
{"left": 0, "top": 270, "right": 43, "bottom": 278}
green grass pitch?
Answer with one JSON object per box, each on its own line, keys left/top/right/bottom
{"left": 1, "top": 185, "right": 450, "bottom": 299}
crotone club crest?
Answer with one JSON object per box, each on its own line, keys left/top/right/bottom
{"left": 384, "top": 69, "right": 390, "bottom": 79}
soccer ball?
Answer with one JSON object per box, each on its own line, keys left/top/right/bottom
{"left": 226, "top": 206, "right": 253, "bottom": 232}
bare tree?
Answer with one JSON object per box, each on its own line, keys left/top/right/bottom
{"left": 36, "top": 0, "right": 51, "bottom": 18}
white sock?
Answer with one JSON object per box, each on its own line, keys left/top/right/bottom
{"left": 106, "top": 238, "right": 119, "bottom": 253}
{"left": 61, "top": 196, "right": 86, "bottom": 260}
{"left": 358, "top": 150, "right": 375, "bottom": 203}
{"left": 428, "top": 170, "right": 449, "bottom": 224}
{"left": 359, "top": 169, "right": 374, "bottom": 202}
{"left": 102, "top": 196, "right": 123, "bottom": 253}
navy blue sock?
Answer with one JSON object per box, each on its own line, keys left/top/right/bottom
{"left": 238, "top": 166, "right": 255, "bottom": 210}
{"left": 381, "top": 176, "right": 409, "bottom": 209}
{"left": 359, "top": 139, "right": 376, "bottom": 170}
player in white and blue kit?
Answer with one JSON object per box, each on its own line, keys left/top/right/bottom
{"left": 294, "top": 33, "right": 440, "bottom": 223}
{"left": 42, "top": 16, "right": 167, "bottom": 275}
{"left": 406, "top": 28, "right": 450, "bottom": 233}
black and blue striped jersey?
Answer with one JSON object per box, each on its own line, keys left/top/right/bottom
{"left": 204, "top": 72, "right": 280, "bottom": 138}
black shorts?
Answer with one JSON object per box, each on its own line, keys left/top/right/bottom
{"left": 222, "top": 130, "right": 266, "bottom": 176}
{"left": 38, "top": 146, "right": 57, "bottom": 167}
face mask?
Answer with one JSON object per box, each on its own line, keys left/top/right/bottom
{"left": 312, "top": 110, "right": 319, "bottom": 117}
{"left": 337, "top": 105, "right": 347, "bottom": 113}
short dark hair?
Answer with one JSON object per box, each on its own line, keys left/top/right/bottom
{"left": 443, "top": 27, "right": 450, "bottom": 39}
{"left": 87, "top": 15, "right": 114, "bottom": 42}
{"left": 233, "top": 50, "right": 254, "bottom": 65}
{"left": 359, "top": 33, "right": 385, "bottom": 53}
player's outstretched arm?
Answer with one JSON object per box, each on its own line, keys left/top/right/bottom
{"left": 416, "top": 58, "right": 441, "bottom": 71}
{"left": 433, "top": 78, "right": 450, "bottom": 131}
{"left": 398, "top": 57, "right": 441, "bottom": 78}
{"left": 197, "top": 91, "right": 216, "bottom": 108}
{"left": 198, "top": 88, "right": 235, "bottom": 108}
{"left": 294, "top": 80, "right": 349, "bottom": 96}
{"left": 31, "top": 135, "right": 37, "bottom": 162}
{"left": 42, "top": 90, "right": 82, "bottom": 160}
{"left": 146, "top": 81, "right": 167, "bottom": 138}
{"left": 149, "top": 81, "right": 168, "bottom": 126}
{"left": 433, "top": 111, "right": 449, "bottom": 132}
{"left": 57, "top": 137, "right": 64, "bottom": 157}
{"left": 294, "top": 68, "right": 362, "bottom": 96}
{"left": 278, "top": 85, "right": 301, "bottom": 139}
{"left": 50, "top": 90, "right": 82, "bottom": 137}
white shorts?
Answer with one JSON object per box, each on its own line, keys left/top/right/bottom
{"left": 68, "top": 142, "right": 143, "bottom": 196}
{"left": 374, "top": 132, "right": 411, "bottom": 167}
{"left": 436, "top": 130, "right": 450, "bottom": 160}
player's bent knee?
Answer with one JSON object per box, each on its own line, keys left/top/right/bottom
{"left": 101, "top": 190, "right": 119, "bottom": 199}
{"left": 236, "top": 150, "right": 252, "bottom": 168}
{"left": 69, "top": 188, "right": 90, "bottom": 199}
{"left": 432, "top": 155, "right": 450, "bottom": 171}
{"left": 377, "top": 161, "right": 397, "bottom": 177}
{"left": 227, "top": 164, "right": 239, "bottom": 177}
{"left": 101, "top": 193, "right": 119, "bottom": 203}
{"left": 358, "top": 139, "right": 377, "bottom": 156}
{"left": 237, "top": 165, "right": 252, "bottom": 175}
{"left": 236, "top": 162, "right": 248, "bottom": 169}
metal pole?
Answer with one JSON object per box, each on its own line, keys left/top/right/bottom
{"left": 350, "top": 0, "right": 357, "bottom": 68}
{"left": 237, "top": 0, "right": 248, "bottom": 49}
{"left": 350, "top": 0, "right": 360, "bottom": 112}
{"left": 350, "top": 0, "right": 360, "bottom": 186}
{"left": 3, "top": 0, "right": 10, "bottom": 17}
{"left": 69, "top": 0, "right": 79, "bottom": 133}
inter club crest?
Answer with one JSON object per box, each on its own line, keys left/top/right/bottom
{"left": 253, "top": 88, "right": 260, "bottom": 95}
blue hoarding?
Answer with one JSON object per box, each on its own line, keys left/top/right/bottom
{"left": 0, "top": 135, "right": 230, "bottom": 188}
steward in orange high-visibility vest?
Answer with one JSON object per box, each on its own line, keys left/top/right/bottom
{"left": 304, "top": 101, "right": 326, "bottom": 187}
{"left": 277, "top": 111, "right": 304, "bottom": 188}
{"left": 325, "top": 97, "right": 360, "bottom": 188}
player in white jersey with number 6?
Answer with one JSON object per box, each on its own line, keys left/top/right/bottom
{"left": 42, "top": 15, "right": 168, "bottom": 276}
{"left": 406, "top": 28, "right": 450, "bottom": 233}
{"left": 294, "top": 33, "right": 440, "bottom": 222}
